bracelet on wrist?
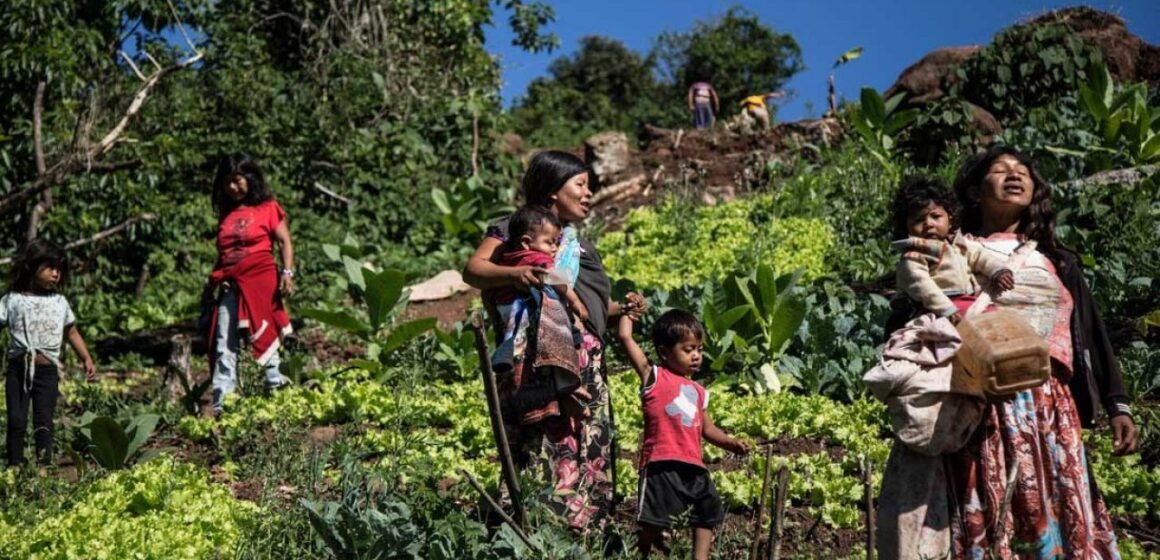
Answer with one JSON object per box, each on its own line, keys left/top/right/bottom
{"left": 280, "top": 268, "right": 295, "bottom": 277}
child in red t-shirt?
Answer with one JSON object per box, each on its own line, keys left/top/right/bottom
{"left": 617, "top": 307, "right": 750, "bottom": 560}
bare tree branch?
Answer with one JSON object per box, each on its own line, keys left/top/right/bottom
{"left": 142, "top": 50, "right": 163, "bottom": 73}
{"left": 83, "top": 160, "right": 143, "bottom": 174}
{"left": 167, "top": 0, "right": 200, "bottom": 52}
{"left": 120, "top": 51, "right": 148, "bottom": 82}
{"left": 312, "top": 181, "right": 352, "bottom": 205}
{"left": 33, "top": 82, "right": 46, "bottom": 176}
{"left": 95, "top": 49, "right": 203, "bottom": 159}
{"left": 27, "top": 82, "right": 51, "bottom": 241}
{"left": 0, "top": 21, "right": 205, "bottom": 218}
{"left": 0, "top": 213, "right": 157, "bottom": 265}
{"left": 471, "top": 113, "right": 480, "bottom": 177}
{"left": 64, "top": 213, "right": 156, "bottom": 251}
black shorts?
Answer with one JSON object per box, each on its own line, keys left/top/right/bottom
{"left": 637, "top": 461, "right": 724, "bottom": 529}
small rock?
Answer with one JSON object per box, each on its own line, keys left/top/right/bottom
{"left": 584, "top": 131, "right": 632, "bottom": 186}
{"left": 407, "top": 270, "right": 470, "bottom": 302}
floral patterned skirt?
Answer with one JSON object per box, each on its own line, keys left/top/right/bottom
{"left": 947, "top": 375, "right": 1119, "bottom": 559}
{"left": 503, "top": 331, "right": 614, "bottom": 532}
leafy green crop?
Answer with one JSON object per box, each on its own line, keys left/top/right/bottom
{"left": 0, "top": 456, "right": 256, "bottom": 558}
{"left": 598, "top": 196, "right": 834, "bottom": 290}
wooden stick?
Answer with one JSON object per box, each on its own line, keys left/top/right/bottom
{"left": 768, "top": 462, "right": 789, "bottom": 560}
{"left": 750, "top": 445, "right": 774, "bottom": 560}
{"left": 458, "top": 468, "right": 537, "bottom": 552}
{"left": 469, "top": 312, "right": 525, "bottom": 528}
{"left": 863, "top": 455, "right": 876, "bottom": 560}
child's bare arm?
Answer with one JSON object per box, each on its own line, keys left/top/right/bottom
{"left": 563, "top": 288, "right": 589, "bottom": 323}
{"left": 703, "top": 412, "right": 749, "bottom": 454}
{"left": 960, "top": 238, "right": 1013, "bottom": 292}
{"left": 66, "top": 325, "right": 97, "bottom": 381}
{"left": 616, "top": 315, "right": 651, "bottom": 385}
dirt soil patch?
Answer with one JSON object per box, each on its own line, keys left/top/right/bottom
{"left": 400, "top": 288, "right": 479, "bottom": 329}
{"left": 587, "top": 119, "right": 842, "bottom": 232}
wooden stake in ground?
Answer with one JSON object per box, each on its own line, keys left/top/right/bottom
{"left": 459, "top": 468, "right": 537, "bottom": 553}
{"left": 768, "top": 462, "right": 790, "bottom": 560}
{"left": 863, "top": 455, "right": 876, "bottom": 560}
{"left": 469, "top": 313, "right": 525, "bottom": 528}
{"left": 750, "top": 445, "right": 775, "bottom": 560}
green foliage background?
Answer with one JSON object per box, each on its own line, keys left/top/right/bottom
{"left": 0, "top": 0, "right": 545, "bottom": 336}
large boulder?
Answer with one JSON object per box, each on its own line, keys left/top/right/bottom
{"left": 884, "top": 46, "right": 981, "bottom": 103}
{"left": 584, "top": 131, "right": 632, "bottom": 187}
{"left": 1025, "top": 7, "right": 1160, "bottom": 88}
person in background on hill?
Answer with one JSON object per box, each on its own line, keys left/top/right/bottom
{"left": 877, "top": 146, "right": 1138, "bottom": 560}
{"left": 617, "top": 308, "right": 750, "bottom": 560}
{"left": 203, "top": 153, "right": 294, "bottom": 415}
{"left": 739, "top": 90, "right": 785, "bottom": 129}
{"left": 687, "top": 80, "right": 719, "bottom": 129}
{"left": 464, "top": 150, "right": 646, "bottom": 534}
{"left": 2, "top": 239, "right": 97, "bottom": 470}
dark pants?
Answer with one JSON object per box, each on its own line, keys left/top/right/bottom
{"left": 693, "top": 103, "right": 714, "bottom": 129}
{"left": 5, "top": 359, "right": 60, "bottom": 466}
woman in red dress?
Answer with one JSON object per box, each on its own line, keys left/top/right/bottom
{"left": 206, "top": 153, "right": 295, "bottom": 414}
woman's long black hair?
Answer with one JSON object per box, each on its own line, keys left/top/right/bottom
{"left": 10, "top": 238, "right": 68, "bottom": 292}
{"left": 953, "top": 145, "right": 1057, "bottom": 255}
{"left": 521, "top": 150, "right": 593, "bottom": 209}
{"left": 211, "top": 153, "right": 274, "bottom": 220}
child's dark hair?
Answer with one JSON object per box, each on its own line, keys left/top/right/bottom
{"left": 10, "top": 238, "right": 68, "bottom": 292}
{"left": 212, "top": 152, "right": 274, "bottom": 220}
{"left": 892, "top": 176, "right": 960, "bottom": 239}
{"left": 651, "top": 309, "right": 705, "bottom": 350}
{"left": 508, "top": 205, "right": 562, "bottom": 246}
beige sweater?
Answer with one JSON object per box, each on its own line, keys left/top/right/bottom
{"left": 893, "top": 234, "right": 1010, "bottom": 317}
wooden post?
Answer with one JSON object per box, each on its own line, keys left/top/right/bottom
{"left": 459, "top": 468, "right": 537, "bottom": 552}
{"left": 768, "top": 462, "right": 789, "bottom": 560}
{"left": 863, "top": 455, "right": 876, "bottom": 560}
{"left": 750, "top": 445, "right": 774, "bottom": 560}
{"left": 469, "top": 312, "right": 525, "bottom": 528}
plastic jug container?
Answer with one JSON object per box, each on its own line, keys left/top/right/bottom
{"left": 952, "top": 309, "right": 1051, "bottom": 398}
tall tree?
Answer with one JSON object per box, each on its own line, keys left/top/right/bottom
{"left": 655, "top": 6, "right": 804, "bottom": 117}
{"left": 511, "top": 35, "right": 663, "bottom": 146}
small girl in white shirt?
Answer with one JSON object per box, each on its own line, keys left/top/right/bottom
{"left": 1, "top": 239, "right": 96, "bottom": 468}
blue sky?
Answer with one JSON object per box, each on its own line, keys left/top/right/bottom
{"left": 485, "top": 1, "right": 1160, "bottom": 121}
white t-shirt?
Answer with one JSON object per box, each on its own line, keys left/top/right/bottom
{"left": 0, "top": 292, "right": 76, "bottom": 366}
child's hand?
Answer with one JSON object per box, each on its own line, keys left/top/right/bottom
{"left": 992, "top": 269, "right": 1015, "bottom": 292}
{"left": 83, "top": 359, "right": 97, "bottom": 382}
{"left": 572, "top": 299, "right": 590, "bottom": 323}
{"left": 948, "top": 312, "right": 963, "bottom": 326}
{"left": 622, "top": 292, "right": 647, "bottom": 320}
{"left": 729, "top": 438, "right": 751, "bottom": 455}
